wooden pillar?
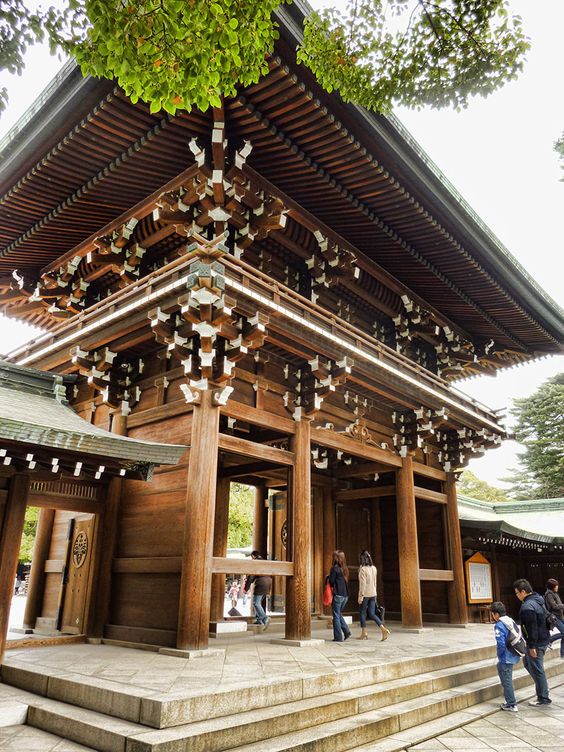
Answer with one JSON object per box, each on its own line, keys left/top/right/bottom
{"left": 0, "top": 474, "right": 30, "bottom": 662}
{"left": 177, "top": 390, "right": 220, "bottom": 650}
{"left": 23, "top": 507, "right": 55, "bottom": 630}
{"left": 396, "top": 455, "right": 423, "bottom": 628}
{"left": 445, "top": 472, "right": 468, "bottom": 624}
{"left": 210, "top": 477, "right": 230, "bottom": 622}
{"left": 285, "top": 419, "right": 311, "bottom": 641}
{"left": 322, "top": 486, "right": 336, "bottom": 616}
{"left": 252, "top": 483, "right": 268, "bottom": 556}
{"left": 371, "top": 500, "right": 385, "bottom": 604}
{"left": 312, "top": 487, "right": 324, "bottom": 614}
{"left": 89, "top": 411, "right": 127, "bottom": 638}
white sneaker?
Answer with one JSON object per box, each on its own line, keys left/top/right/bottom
{"left": 500, "top": 703, "right": 518, "bottom": 712}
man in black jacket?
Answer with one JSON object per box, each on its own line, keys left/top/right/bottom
{"left": 244, "top": 551, "right": 272, "bottom": 631}
{"left": 514, "top": 578, "right": 551, "bottom": 706}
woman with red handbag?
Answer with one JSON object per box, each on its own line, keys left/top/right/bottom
{"left": 328, "top": 550, "right": 351, "bottom": 642}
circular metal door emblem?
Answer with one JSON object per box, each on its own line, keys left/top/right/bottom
{"left": 72, "top": 531, "right": 89, "bottom": 568}
{"left": 280, "top": 520, "right": 287, "bottom": 549}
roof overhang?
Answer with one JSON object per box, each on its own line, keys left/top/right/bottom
{"left": 0, "top": 360, "right": 185, "bottom": 480}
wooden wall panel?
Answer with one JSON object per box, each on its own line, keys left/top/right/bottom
{"left": 417, "top": 500, "right": 447, "bottom": 616}
{"left": 109, "top": 573, "right": 180, "bottom": 631}
{"left": 117, "top": 490, "right": 186, "bottom": 558}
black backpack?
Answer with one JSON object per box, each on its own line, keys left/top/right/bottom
{"left": 544, "top": 604, "right": 558, "bottom": 631}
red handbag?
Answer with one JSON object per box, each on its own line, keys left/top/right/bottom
{"left": 323, "top": 576, "right": 333, "bottom": 606}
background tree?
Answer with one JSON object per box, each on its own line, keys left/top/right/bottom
{"left": 227, "top": 482, "right": 254, "bottom": 548}
{"left": 503, "top": 373, "right": 564, "bottom": 499}
{"left": 556, "top": 133, "right": 564, "bottom": 178}
{"left": 457, "top": 469, "right": 508, "bottom": 502}
{"left": 1, "top": 1, "right": 529, "bottom": 116}
{"left": 18, "top": 505, "right": 39, "bottom": 564}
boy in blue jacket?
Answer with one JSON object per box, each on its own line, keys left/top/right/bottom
{"left": 491, "top": 602, "right": 521, "bottom": 712}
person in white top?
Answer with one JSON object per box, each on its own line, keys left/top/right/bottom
{"left": 357, "top": 550, "right": 391, "bottom": 641}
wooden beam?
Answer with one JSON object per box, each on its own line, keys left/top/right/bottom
{"left": 27, "top": 495, "right": 104, "bottom": 514}
{"left": 220, "top": 461, "right": 278, "bottom": 479}
{"left": 221, "top": 402, "right": 295, "bottom": 435}
{"left": 312, "top": 428, "right": 402, "bottom": 466}
{"left": 419, "top": 569, "right": 454, "bottom": 582}
{"left": 218, "top": 433, "right": 295, "bottom": 466}
{"left": 286, "top": 419, "right": 312, "bottom": 640}
{"left": 414, "top": 486, "right": 447, "bottom": 504}
{"left": 333, "top": 462, "right": 396, "bottom": 479}
{"left": 396, "top": 456, "right": 423, "bottom": 628}
{"left": 211, "top": 478, "right": 230, "bottom": 622}
{"left": 113, "top": 557, "right": 182, "bottom": 573}
{"left": 0, "top": 474, "right": 30, "bottom": 662}
{"left": 177, "top": 390, "right": 220, "bottom": 651}
{"left": 445, "top": 472, "right": 469, "bottom": 624}
{"left": 335, "top": 485, "right": 395, "bottom": 501}
{"left": 412, "top": 462, "right": 447, "bottom": 481}
{"left": 211, "top": 558, "right": 294, "bottom": 576}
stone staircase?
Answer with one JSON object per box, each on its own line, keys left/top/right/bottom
{"left": 1, "top": 645, "right": 563, "bottom": 752}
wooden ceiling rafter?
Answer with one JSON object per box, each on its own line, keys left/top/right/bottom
{"left": 233, "top": 93, "right": 531, "bottom": 354}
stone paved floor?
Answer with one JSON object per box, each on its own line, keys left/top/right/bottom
{"left": 411, "top": 680, "right": 564, "bottom": 752}
{"left": 3, "top": 621, "right": 495, "bottom": 696}
{"left": 0, "top": 724, "right": 93, "bottom": 750}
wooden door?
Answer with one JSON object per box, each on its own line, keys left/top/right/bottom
{"left": 59, "top": 514, "right": 96, "bottom": 634}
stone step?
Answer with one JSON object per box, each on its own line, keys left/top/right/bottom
{"left": 0, "top": 723, "right": 96, "bottom": 751}
{"left": 11, "top": 650, "right": 561, "bottom": 752}
{"left": 0, "top": 643, "right": 496, "bottom": 729}
{"left": 0, "top": 651, "right": 501, "bottom": 752}
{"left": 348, "top": 668, "right": 564, "bottom": 751}
{"left": 228, "top": 654, "right": 564, "bottom": 752}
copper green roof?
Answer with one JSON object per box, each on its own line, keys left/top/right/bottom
{"left": 0, "top": 360, "right": 185, "bottom": 479}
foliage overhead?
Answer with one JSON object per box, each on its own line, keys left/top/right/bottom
{"left": 1, "top": 0, "right": 529, "bottom": 117}
{"left": 503, "top": 373, "right": 564, "bottom": 500}
{"left": 457, "top": 469, "right": 508, "bottom": 503}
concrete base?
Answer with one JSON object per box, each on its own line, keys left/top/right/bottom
{"left": 269, "top": 638, "right": 326, "bottom": 647}
{"left": 401, "top": 626, "right": 434, "bottom": 633}
{"left": 209, "top": 621, "right": 248, "bottom": 635}
{"left": 326, "top": 615, "right": 353, "bottom": 628}
{"left": 158, "top": 646, "right": 225, "bottom": 659}
{"left": 9, "top": 627, "right": 34, "bottom": 635}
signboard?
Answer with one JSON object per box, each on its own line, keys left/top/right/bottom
{"left": 464, "top": 552, "right": 493, "bottom": 604}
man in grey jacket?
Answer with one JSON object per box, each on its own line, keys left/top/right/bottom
{"left": 514, "top": 578, "right": 551, "bottom": 706}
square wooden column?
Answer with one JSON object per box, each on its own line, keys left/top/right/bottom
{"left": 445, "top": 472, "right": 468, "bottom": 624}
{"left": 0, "top": 474, "right": 30, "bottom": 662}
{"left": 23, "top": 507, "right": 55, "bottom": 630}
{"left": 285, "top": 419, "right": 311, "bottom": 641}
{"left": 396, "top": 455, "right": 423, "bottom": 628}
{"left": 210, "top": 477, "right": 230, "bottom": 623}
{"left": 252, "top": 483, "right": 268, "bottom": 555}
{"left": 177, "top": 390, "right": 220, "bottom": 650}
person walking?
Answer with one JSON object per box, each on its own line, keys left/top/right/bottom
{"left": 491, "top": 602, "right": 521, "bottom": 712}
{"left": 244, "top": 551, "right": 272, "bottom": 631}
{"left": 228, "top": 580, "right": 240, "bottom": 609}
{"left": 357, "top": 550, "right": 390, "bottom": 641}
{"left": 544, "top": 578, "right": 564, "bottom": 658}
{"left": 514, "top": 578, "right": 551, "bottom": 706}
{"left": 329, "top": 550, "right": 351, "bottom": 642}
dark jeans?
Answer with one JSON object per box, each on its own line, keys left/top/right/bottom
{"left": 359, "top": 597, "right": 383, "bottom": 628}
{"left": 497, "top": 662, "right": 516, "bottom": 706}
{"left": 253, "top": 594, "right": 267, "bottom": 625}
{"left": 332, "top": 594, "right": 350, "bottom": 641}
{"left": 551, "top": 617, "right": 564, "bottom": 657}
{"left": 524, "top": 647, "right": 550, "bottom": 702}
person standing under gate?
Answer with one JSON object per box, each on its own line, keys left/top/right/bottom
{"left": 491, "top": 602, "right": 521, "bottom": 712}
{"left": 244, "top": 551, "right": 272, "bottom": 631}
{"left": 544, "top": 578, "right": 564, "bottom": 658}
{"left": 329, "top": 550, "right": 351, "bottom": 642}
{"left": 357, "top": 550, "right": 391, "bottom": 641}
{"left": 514, "top": 578, "right": 551, "bottom": 706}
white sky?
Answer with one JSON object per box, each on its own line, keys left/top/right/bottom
{"left": 0, "top": 0, "right": 563, "bottom": 488}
